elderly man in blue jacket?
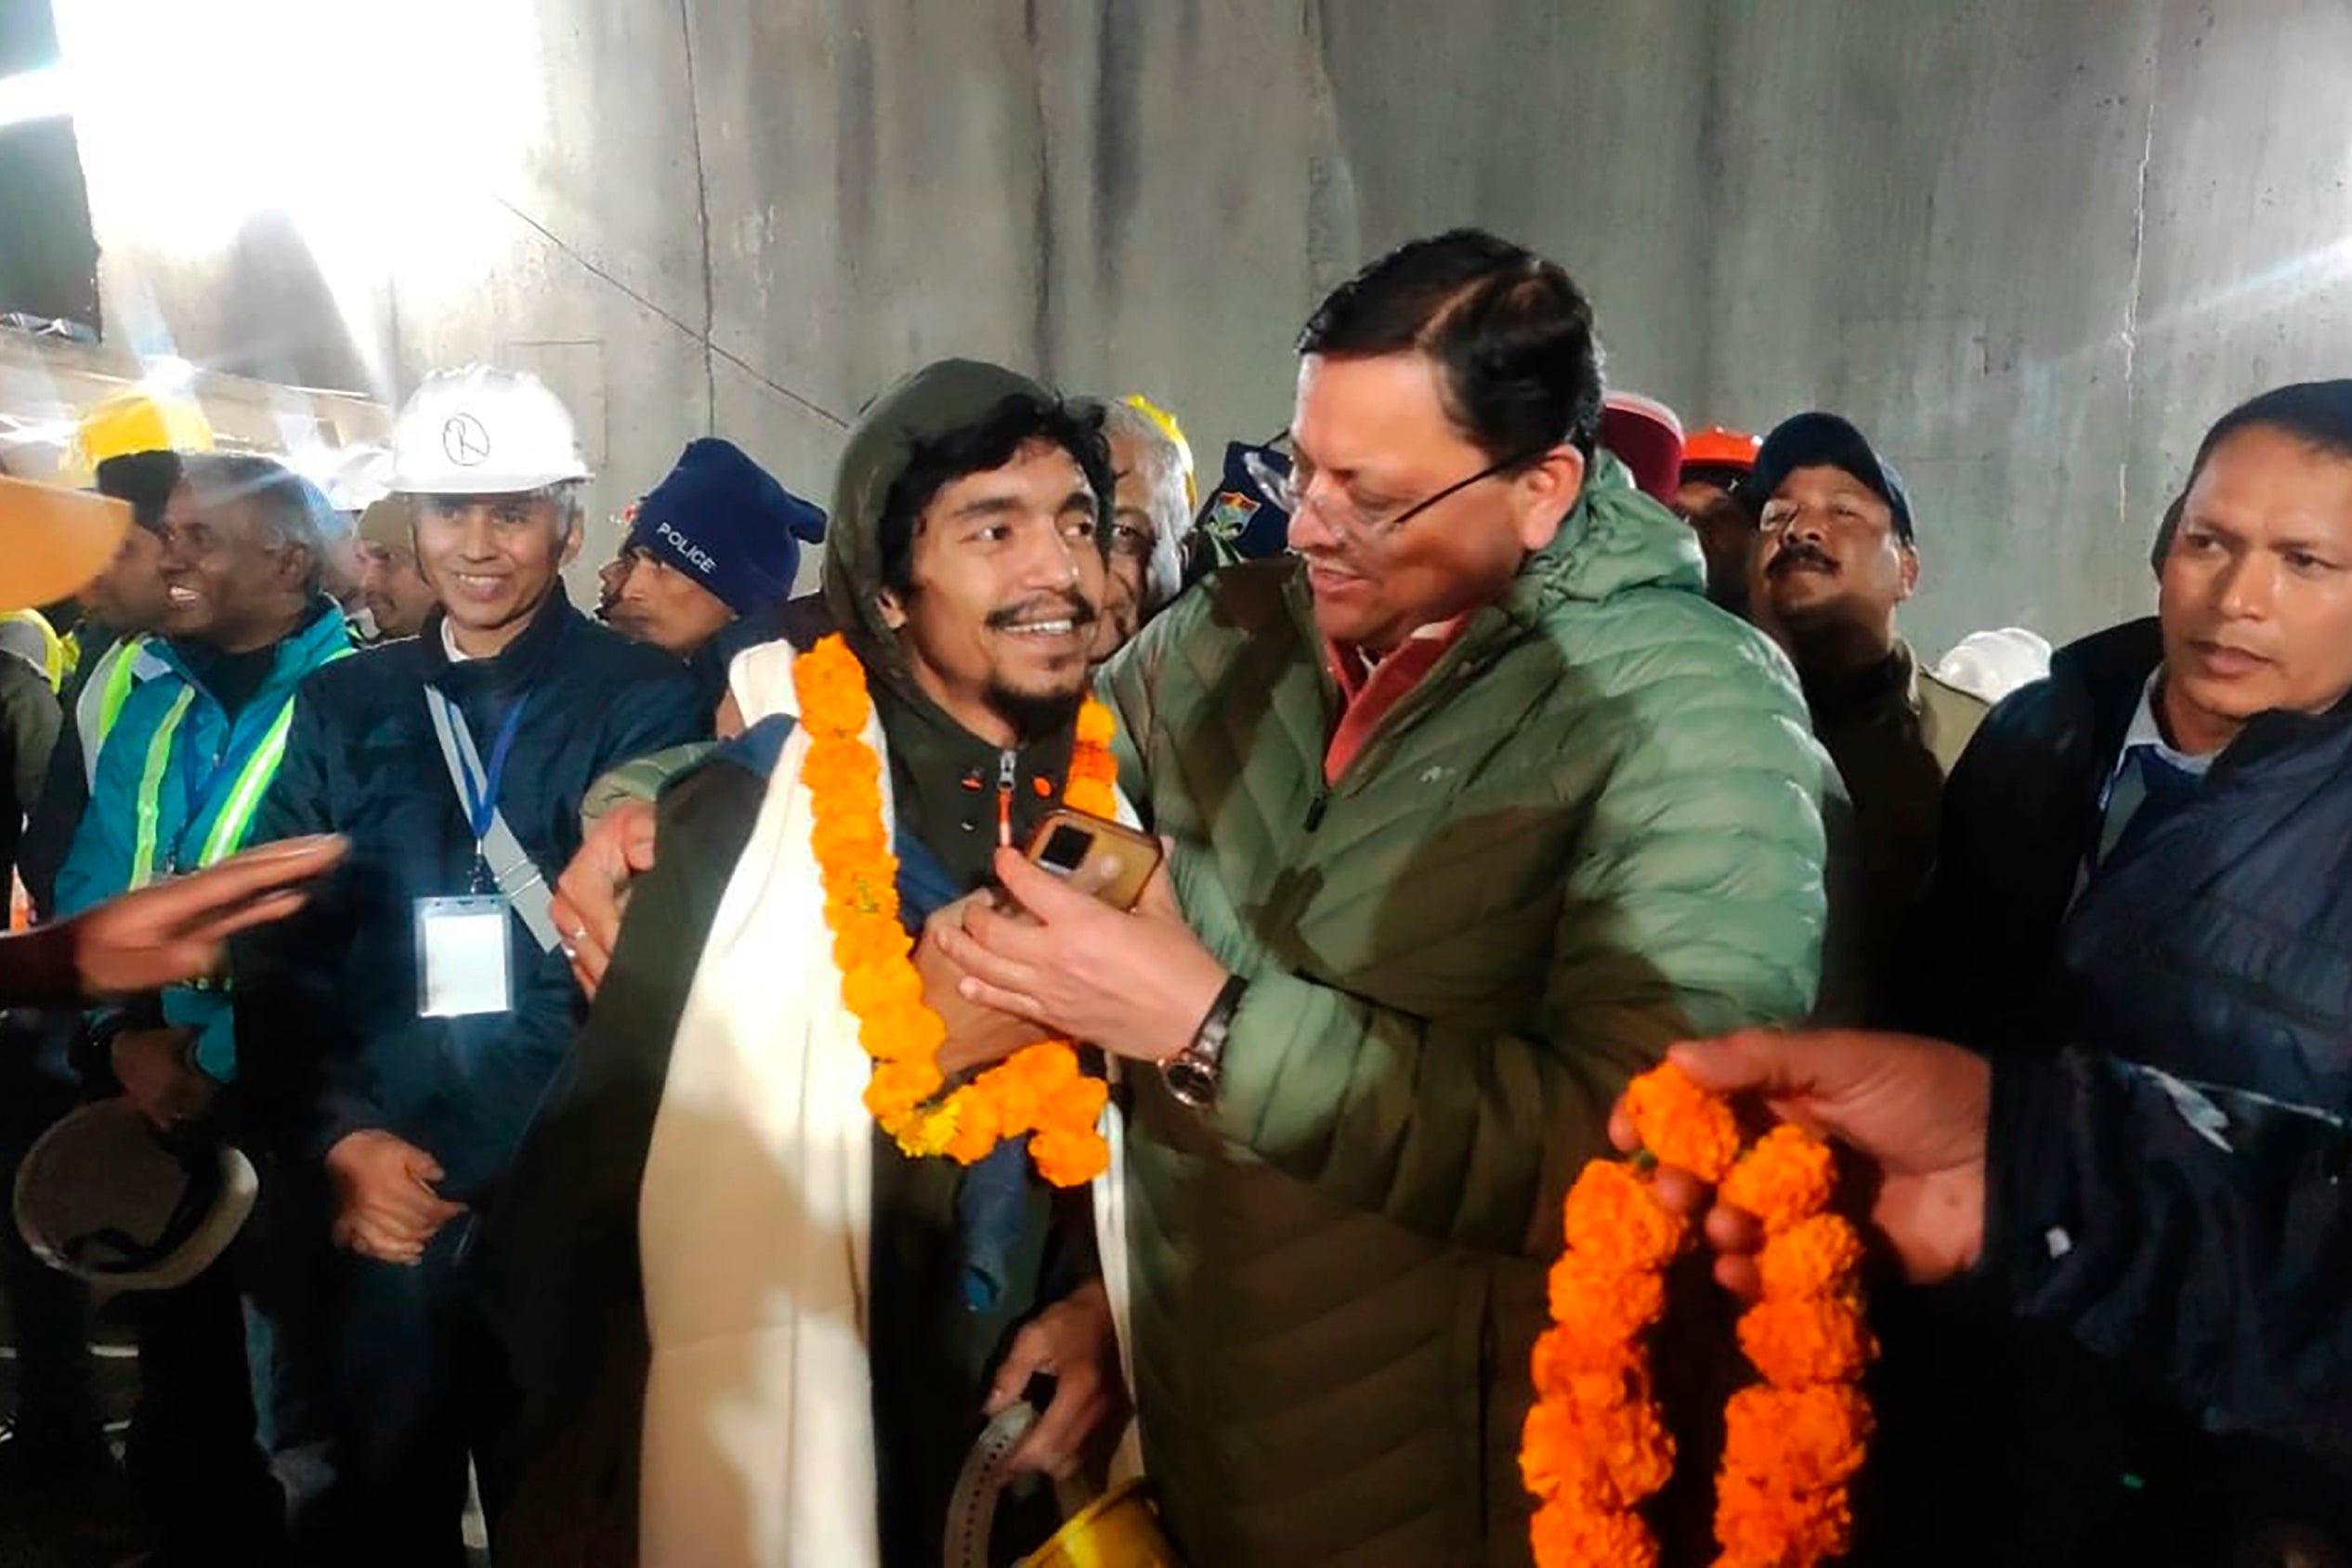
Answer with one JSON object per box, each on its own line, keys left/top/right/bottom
{"left": 52, "top": 451, "right": 354, "bottom": 1559}
{"left": 232, "top": 368, "right": 702, "bottom": 1565}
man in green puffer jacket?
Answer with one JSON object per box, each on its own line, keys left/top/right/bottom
{"left": 939, "top": 229, "right": 1836, "bottom": 1566}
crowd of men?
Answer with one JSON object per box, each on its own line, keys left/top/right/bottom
{"left": 0, "top": 224, "right": 2347, "bottom": 1568}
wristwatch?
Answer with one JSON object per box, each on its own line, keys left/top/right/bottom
{"left": 1163, "top": 974, "right": 1247, "bottom": 1109}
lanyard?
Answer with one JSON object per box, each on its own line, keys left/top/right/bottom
{"left": 423, "top": 685, "right": 562, "bottom": 953}
{"left": 444, "top": 691, "right": 532, "bottom": 842}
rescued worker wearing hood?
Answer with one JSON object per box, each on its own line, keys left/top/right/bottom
{"left": 479, "top": 361, "right": 1129, "bottom": 1568}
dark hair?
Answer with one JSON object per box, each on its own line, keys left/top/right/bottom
{"left": 180, "top": 452, "right": 331, "bottom": 594}
{"left": 2151, "top": 379, "right": 2352, "bottom": 571}
{"left": 94, "top": 451, "right": 185, "bottom": 534}
{"left": 877, "top": 393, "right": 1115, "bottom": 596}
{"left": 1296, "top": 228, "right": 1604, "bottom": 464}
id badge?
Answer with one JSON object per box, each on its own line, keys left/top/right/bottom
{"left": 415, "top": 896, "right": 513, "bottom": 1018}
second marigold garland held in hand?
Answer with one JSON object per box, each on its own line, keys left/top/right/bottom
{"left": 1521, "top": 1062, "right": 1876, "bottom": 1568}
{"left": 795, "top": 633, "right": 1117, "bottom": 1187}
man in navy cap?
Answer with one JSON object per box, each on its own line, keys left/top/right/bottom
{"left": 605, "top": 438, "right": 826, "bottom": 662}
{"left": 1748, "top": 412, "right": 1985, "bottom": 1006}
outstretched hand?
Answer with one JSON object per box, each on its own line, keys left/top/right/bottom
{"left": 1611, "top": 1027, "right": 1993, "bottom": 1296}
{"left": 70, "top": 834, "right": 347, "bottom": 998}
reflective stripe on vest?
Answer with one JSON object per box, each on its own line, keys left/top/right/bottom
{"left": 129, "top": 686, "right": 198, "bottom": 887}
{"left": 125, "top": 646, "right": 353, "bottom": 887}
{"left": 76, "top": 636, "right": 148, "bottom": 790}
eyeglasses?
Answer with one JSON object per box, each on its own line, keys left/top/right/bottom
{"left": 1244, "top": 434, "right": 1544, "bottom": 546}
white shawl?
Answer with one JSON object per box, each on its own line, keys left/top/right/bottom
{"left": 634, "top": 642, "right": 1134, "bottom": 1567}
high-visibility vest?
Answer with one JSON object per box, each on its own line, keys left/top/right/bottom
{"left": 74, "top": 635, "right": 149, "bottom": 790}
{"left": 124, "top": 645, "right": 355, "bottom": 887}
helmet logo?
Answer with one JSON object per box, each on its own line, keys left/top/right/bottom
{"left": 442, "top": 413, "right": 492, "bottom": 467}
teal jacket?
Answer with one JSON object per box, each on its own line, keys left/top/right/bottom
{"left": 56, "top": 601, "right": 353, "bottom": 1078}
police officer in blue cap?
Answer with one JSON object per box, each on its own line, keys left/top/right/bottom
{"left": 605, "top": 438, "right": 827, "bottom": 664}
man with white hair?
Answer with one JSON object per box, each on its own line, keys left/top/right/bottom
{"left": 1091, "top": 395, "right": 1196, "bottom": 662}
{"left": 50, "top": 451, "right": 356, "bottom": 1559}
{"left": 231, "top": 367, "right": 701, "bottom": 1561}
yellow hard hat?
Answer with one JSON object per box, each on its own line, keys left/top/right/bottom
{"left": 62, "top": 388, "right": 216, "bottom": 487}
{"left": 1121, "top": 394, "right": 1196, "bottom": 509}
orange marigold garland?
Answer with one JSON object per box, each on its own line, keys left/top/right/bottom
{"left": 795, "top": 634, "right": 1115, "bottom": 1187}
{"left": 1523, "top": 1063, "right": 1876, "bottom": 1568}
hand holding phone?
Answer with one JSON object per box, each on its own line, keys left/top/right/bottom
{"left": 1022, "top": 808, "right": 1162, "bottom": 912}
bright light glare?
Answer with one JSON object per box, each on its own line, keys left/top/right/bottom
{"left": 139, "top": 355, "right": 196, "bottom": 392}
{"left": 50, "top": 0, "right": 542, "bottom": 278}
{"left": 0, "top": 67, "right": 70, "bottom": 131}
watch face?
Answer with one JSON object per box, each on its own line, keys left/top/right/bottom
{"left": 1164, "top": 1058, "right": 1216, "bottom": 1108}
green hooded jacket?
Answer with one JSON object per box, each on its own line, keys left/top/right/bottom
{"left": 1098, "top": 454, "right": 1834, "bottom": 1566}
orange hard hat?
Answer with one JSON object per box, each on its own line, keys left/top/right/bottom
{"left": 1682, "top": 425, "right": 1761, "bottom": 473}
{"left": 0, "top": 475, "right": 130, "bottom": 613}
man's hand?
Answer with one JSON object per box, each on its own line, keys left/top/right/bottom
{"left": 69, "top": 834, "right": 347, "bottom": 998}
{"left": 553, "top": 798, "right": 657, "bottom": 999}
{"left": 110, "top": 1026, "right": 214, "bottom": 1130}
{"left": 919, "top": 893, "right": 1052, "bottom": 1078}
{"left": 1609, "top": 1028, "right": 1991, "bottom": 1296}
{"left": 325, "top": 1129, "right": 468, "bottom": 1267}
{"left": 986, "top": 1280, "right": 1129, "bottom": 1481}
{"left": 932, "top": 849, "right": 1229, "bottom": 1064}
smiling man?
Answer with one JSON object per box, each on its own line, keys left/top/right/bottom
{"left": 1089, "top": 397, "right": 1194, "bottom": 663}
{"left": 934, "top": 231, "right": 1836, "bottom": 1566}
{"left": 227, "top": 366, "right": 702, "bottom": 1563}
{"left": 1747, "top": 412, "right": 1985, "bottom": 1001}
{"left": 1888, "top": 380, "right": 2352, "bottom": 1564}
{"left": 483, "top": 360, "right": 1127, "bottom": 1568}
{"left": 49, "top": 451, "right": 353, "bottom": 1560}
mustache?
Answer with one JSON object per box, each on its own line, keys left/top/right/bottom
{"left": 1767, "top": 542, "right": 1838, "bottom": 577}
{"left": 985, "top": 592, "right": 1100, "bottom": 631}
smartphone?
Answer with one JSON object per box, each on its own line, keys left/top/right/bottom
{"left": 1023, "top": 807, "right": 1162, "bottom": 911}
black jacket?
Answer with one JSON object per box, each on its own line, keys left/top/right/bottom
{"left": 0, "top": 657, "right": 59, "bottom": 901}
{"left": 231, "top": 593, "right": 703, "bottom": 1198}
{"left": 1891, "top": 616, "right": 2352, "bottom": 1561}
{"left": 21, "top": 620, "right": 118, "bottom": 920}
{"left": 1988, "top": 1049, "right": 2352, "bottom": 1473}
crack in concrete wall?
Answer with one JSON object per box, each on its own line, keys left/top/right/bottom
{"left": 678, "top": 0, "right": 718, "bottom": 434}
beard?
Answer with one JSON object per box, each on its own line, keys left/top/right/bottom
{"left": 984, "top": 678, "right": 1086, "bottom": 745}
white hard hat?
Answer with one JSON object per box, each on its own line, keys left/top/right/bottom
{"left": 388, "top": 365, "right": 591, "bottom": 496}
{"left": 15, "top": 1100, "right": 258, "bottom": 1293}
{"left": 316, "top": 443, "right": 395, "bottom": 514}
{"left": 1934, "top": 626, "right": 2054, "bottom": 706}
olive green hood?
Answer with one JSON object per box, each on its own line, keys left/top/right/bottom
{"left": 820, "top": 358, "right": 1053, "bottom": 694}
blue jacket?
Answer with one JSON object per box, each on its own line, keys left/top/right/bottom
{"left": 55, "top": 601, "right": 354, "bottom": 1078}
{"left": 230, "top": 592, "right": 704, "bottom": 1200}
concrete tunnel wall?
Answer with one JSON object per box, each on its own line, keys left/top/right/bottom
{"left": 59, "top": 0, "right": 2352, "bottom": 658}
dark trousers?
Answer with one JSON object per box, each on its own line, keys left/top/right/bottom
{"left": 319, "top": 1219, "right": 511, "bottom": 1567}
{"left": 0, "top": 1011, "right": 102, "bottom": 1458}
{"left": 124, "top": 1250, "right": 285, "bottom": 1561}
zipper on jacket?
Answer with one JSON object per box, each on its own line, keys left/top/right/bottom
{"left": 996, "top": 749, "right": 1017, "bottom": 847}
